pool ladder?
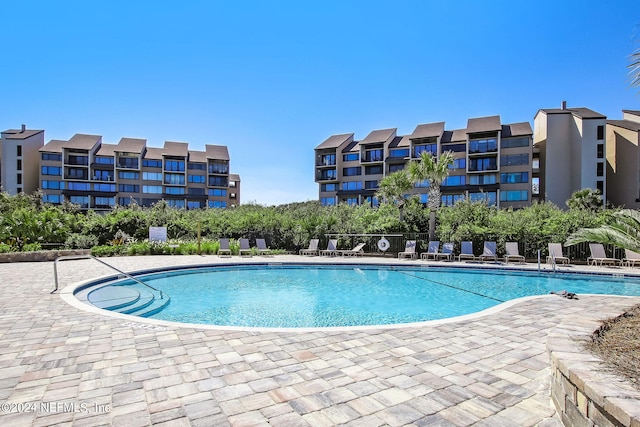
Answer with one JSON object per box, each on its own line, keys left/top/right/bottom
{"left": 538, "top": 249, "right": 557, "bottom": 273}
{"left": 52, "top": 254, "right": 164, "bottom": 299}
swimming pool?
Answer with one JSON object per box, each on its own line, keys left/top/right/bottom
{"left": 80, "top": 264, "right": 640, "bottom": 328}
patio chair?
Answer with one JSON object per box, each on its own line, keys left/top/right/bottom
{"left": 339, "top": 242, "right": 366, "bottom": 257}
{"left": 218, "top": 238, "right": 232, "bottom": 257}
{"left": 587, "top": 243, "right": 620, "bottom": 267}
{"left": 398, "top": 240, "right": 418, "bottom": 260}
{"left": 436, "top": 242, "right": 454, "bottom": 261}
{"left": 320, "top": 239, "right": 339, "bottom": 257}
{"left": 420, "top": 241, "right": 440, "bottom": 260}
{"left": 504, "top": 242, "right": 525, "bottom": 264}
{"left": 458, "top": 241, "right": 476, "bottom": 261}
{"left": 623, "top": 248, "right": 640, "bottom": 267}
{"left": 239, "top": 238, "right": 252, "bottom": 257}
{"left": 299, "top": 239, "right": 319, "bottom": 256}
{"left": 256, "top": 238, "right": 273, "bottom": 256}
{"left": 479, "top": 241, "right": 498, "bottom": 262}
{"left": 546, "top": 243, "right": 570, "bottom": 265}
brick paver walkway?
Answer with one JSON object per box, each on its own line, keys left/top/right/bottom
{"left": 1, "top": 255, "right": 638, "bottom": 426}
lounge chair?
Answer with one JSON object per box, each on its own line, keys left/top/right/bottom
{"left": 339, "top": 242, "right": 366, "bottom": 257}
{"left": 239, "top": 238, "right": 252, "bottom": 257}
{"left": 256, "top": 238, "right": 272, "bottom": 256}
{"left": 218, "top": 238, "right": 232, "bottom": 257}
{"left": 320, "top": 239, "right": 339, "bottom": 257}
{"left": 420, "top": 241, "right": 440, "bottom": 260}
{"left": 398, "top": 240, "right": 418, "bottom": 259}
{"left": 504, "top": 242, "right": 525, "bottom": 264}
{"left": 458, "top": 241, "right": 476, "bottom": 261}
{"left": 436, "top": 242, "right": 454, "bottom": 261}
{"left": 546, "top": 243, "right": 570, "bottom": 264}
{"left": 479, "top": 241, "right": 498, "bottom": 262}
{"left": 623, "top": 249, "right": 640, "bottom": 267}
{"left": 587, "top": 243, "right": 620, "bottom": 267}
{"left": 300, "top": 239, "right": 319, "bottom": 256}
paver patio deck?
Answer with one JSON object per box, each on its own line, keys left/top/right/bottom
{"left": 1, "top": 255, "right": 639, "bottom": 426}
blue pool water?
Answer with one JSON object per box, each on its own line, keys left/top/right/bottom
{"left": 94, "top": 264, "right": 640, "bottom": 328}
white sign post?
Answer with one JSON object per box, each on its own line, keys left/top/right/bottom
{"left": 149, "top": 227, "right": 167, "bottom": 242}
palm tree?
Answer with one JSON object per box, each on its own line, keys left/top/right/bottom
{"left": 565, "top": 209, "right": 640, "bottom": 253}
{"left": 566, "top": 188, "right": 603, "bottom": 211}
{"left": 630, "top": 37, "right": 640, "bottom": 91}
{"left": 408, "top": 150, "right": 455, "bottom": 241}
{"left": 376, "top": 169, "right": 413, "bottom": 222}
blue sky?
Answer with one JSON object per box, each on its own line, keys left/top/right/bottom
{"left": 2, "top": 1, "right": 639, "bottom": 205}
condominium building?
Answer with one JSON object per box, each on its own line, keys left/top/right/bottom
{"left": 315, "top": 115, "right": 534, "bottom": 208}
{"left": 606, "top": 110, "right": 640, "bottom": 208}
{"left": 0, "top": 125, "right": 45, "bottom": 195}
{"left": 1, "top": 127, "right": 241, "bottom": 210}
{"left": 533, "top": 103, "right": 607, "bottom": 208}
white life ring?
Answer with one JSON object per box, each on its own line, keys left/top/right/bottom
{"left": 377, "top": 238, "right": 390, "bottom": 252}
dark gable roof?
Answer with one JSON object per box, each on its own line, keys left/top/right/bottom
{"left": 144, "top": 147, "right": 163, "bottom": 160}
{"left": 39, "top": 139, "right": 67, "bottom": 153}
{"left": 539, "top": 107, "right": 605, "bottom": 119}
{"left": 163, "top": 141, "right": 189, "bottom": 157}
{"left": 360, "top": 128, "right": 396, "bottom": 144}
{"left": 188, "top": 150, "right": 207, "bottom": 163}
{"left": 116, "top": 137, "right": 146, "bottom": 154}
{"left": 388, "top": 135, "right": 409, "bottom": 148}
{"left": 95, "top": 143, "right": 118, "bottom": 156}
{"left": 441, "top": 129, "right": 467, "bottom": 143}
{"left": 341, "top": 139, "right": 359, "bottom": 153}
{"left": 623, "top": 110, "right": 640, "bottom": 117}
{"left": 206, "top": 144, "right": 230, "bottom": 161}
{"left": 68, "top": 133, "right": 102, "bottom": 150}
{"left": 2, "top": 129, "right": 44, "bottom": 139}
{"left": 466, "top": 116, "right": 501, "bottom": 133}
{"left": 316, "top": 133, "right": 354, "bottom": 150}
{"left": 229, "top": 173, "right": 240, "bottom": 182}
{"left": 409, "top": 122, "right": 444, "bottom": 140}
{"left": 607, "top": 120, "right": 640, "bottom": 132}
{"left": 501, "top": 122, "right": 533, "bottom": 138}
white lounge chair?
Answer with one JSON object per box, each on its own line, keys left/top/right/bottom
{"left": 436, "top": 242, "right": 454, "bottom": 261}
{"left": 300, "top": 239, "right": 319, "bottom": 256}
{"left": 479, "top": 241, "right": 497, "bottom": 262}
{"left": 218, "top": 238, "right": 232, "bottom": 257}
{"left": 504, "top": 242, "right": 525, "bottom": 264}
{"left": 320, "top": 239, "right": 339, "bottom": 257}
{"left": 239, "top": 238, "right": 252, "bottom": 257}
{"left": 458, "top": 241, "right": 476, "bottom": 261}
{"left": 398, "top": 240, "right": 417, "bottom": 260}
{"left": 546, "top": 243, "right": 570, "bottom": 265}
{"left": 623, "top": 248, "right": 640, "bottom": 267}
{"left": 587, "top": 243, "right": 620, "bottom": 267}
{"left": 256, "top": 238, "right": 272, "bottom": 256}
{"left": 340, "top": 242, "right": 366, "bottom": 257}
{"left": 421, "top": 241, "right": 440, "bottom": 260}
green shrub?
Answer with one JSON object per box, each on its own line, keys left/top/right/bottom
{"left": 22, "top": 242, "right": 42, "bottom": 252}
{"left": 0, "top": 243, "right": 14, "bottom": 253}
{"left": 91, "top": 245, "right": 124, "bottom": 257}
{"left": 65, "top": 233, "right": 99, "bottom": 249}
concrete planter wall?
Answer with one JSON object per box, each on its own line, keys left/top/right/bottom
{"left": 0, "top": 249, "right": 91, "bottom": 263}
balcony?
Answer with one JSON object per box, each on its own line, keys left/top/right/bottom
{"left": 361, "top": 149, "right": 384, "bottom": 164}
{"left": 316, "top": 169, "right": 337, "bottom": 182}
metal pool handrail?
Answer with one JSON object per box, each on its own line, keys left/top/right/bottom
{"left": 52, "top": 254, "right": 164, "bottom": 299}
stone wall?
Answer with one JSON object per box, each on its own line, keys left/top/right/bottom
{"left": 548, "top": 314, "right": 640, "bottom": 427}
{"left": 0, "top": 249, "right": 91, "bottom": 263}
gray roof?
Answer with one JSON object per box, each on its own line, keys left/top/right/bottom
{"left": 409, "top": 122, "right": 444, "bottom": 140}
{"left": 341, "top": 140, "right": 360, "bottom": 153}
{"left": 39, "top": 139, "right": 67, "bottom": 153}
{"left": 95, "top": 143, "right": 118, "bottom": 156}
{"left": 538, "top": 107, "right": 605, "bottom": 119}
{"left": 607, "top": 120, "right": 640, "bottom": 132}
{"left": 501, "top": 122, "right": 533, "bottom": 138}
{"left": 229, "top": 173, "right": 241, "bottom": 182}
{"left": 116, "top": 137, "right": 146, "bottom": 153}
{"left": 206, "top": 144, "right": 230, "bottom": 161}
{"left": 1, "top": 129, "right": 44, "bottom": 139}
{"left": 144, "top": 147, "right": 163, "bottom": 160}
{"left": 188, "top": 150, "right": 207, "bottom": 163}
{"left": 441, "top": 129, "right": 467, "bottom": 143}
{"left": 467, "top": 116, "right": 501, "bottom": 133}
{"left": 623, "top": 110, "right": 640, "bottom": 116}
{"left": 360, "top": 128, "right": 397, "bottom": 144}
{"left": 163, "top": 141, "right": 189, "bottom": 157}
{"left": 68, "top": 134, "right": 102, "bottom": 150}
{"left": 388, "top": 135, "right": 410, "bottom": 148}
{"left": 316, "top": 133, "right": 354, "bottom": 150}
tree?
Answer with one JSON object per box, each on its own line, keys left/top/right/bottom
{"left": 566, "top": 188, "right": 603, "bottom": 211}
{"left": 630, "top": 35, "right": 640, "bottom": 91}
{"left": 408, "top": 150, "right": 455, "bottom": 240}
{"left": 376, "top": 169, "right": 413, "bottom": 222}
{"left": 565, "top": 209, "right": 640, "bottom": 256}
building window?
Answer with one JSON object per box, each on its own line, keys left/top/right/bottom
{"left": 597, "top": 162, "right": 604, "bottom": 177}
{"left": 42, "top": 153, "right": 62, "bottom": 161}
{"left": 343, "top": 197, "right": 359, "bottom": 206}
{"left": 365, "top": 180, "right": 379, "bottom": 190}
{"left": 469, "top": 157, "right": 497, "bottom": 172}
{"left": 68, "top": 182, "right": 91, "bottom": 191}
{"left": 320, "top": 197, "right": 336, "bottom": 206}
{"left": 17, "top": 174, "right": 22, "bottom": 184}
{"left": 532, "top": 177, "right": 540, "bottom": 195}
{"left": 187, "top": 201, "right": 203, "bottom": 209}
{"left": 597, "top": 144, "right": 604, "bottom": 159}
{"left": 596, "top": 181, "right": 604, "bottom": 194}
{"left": 17, "top": 159, "right": 22, "bottom": 170}
{"left": 142, "top": 159, "right": 162, "bottom": 168}
{"left": 187, "top": 162, "right": 206, "bottom": 170}
{"left": 320, "top": 154, "right": 336, "bottom": 166}
{"left": 500, "top": 154, "right": 529, "bottom": 166}
{"left": 320, "top": 183, "right": 337, "bottom": 192}
{"left": 469, "top": 138, "right": 497, "bottom": 154}
{"left": 165, "top": 160, "right": 185, "bottom": 172}
{"left": 342, "top": 153, "right": 359, "bottom": 162}
{"left": 95, "top": 197, "right": 115, "bottom": 207}
{"left": 597, "top": 125, "right": 604, "bottom": 140}
{"left": 469, "top": 174, "right": 496, "bottom": 185}
{"left": 42, "top": 166, "right": 62, "bottom": 176}
{"left": 117, "top": 157, "right": 139, "bottom": 169}
{"left": 142, "top": 172, "right": 162, "bottom": 181}
{"left": 389, "top": 149, "right": 409, "bottom": 158}
{"left": 66, "top": 168, "right": 88, "bottom": 180}
{"left": 363, "top": 149, "right": 383, "bottom": 162}
{"left": 95, "top": 156, "right": 114, "bottom": 165}
{"left": 500, "top": 190, "right": 529, "bottom": 202}
{"left": 442, "top": 176, "right": 466, "bottom": 186}
{"left": 532, "top": 156, "right": 540, "bottom": 169}
{"left": 17, "top": 145, "right": 22, "bottom": 156}
{"left": 167, "top": 200, "right": 185, "bottom": 208}
{"left": 42, "top": 180, "right": 64, "bottom": 190}
{"left": 449, "top": 158, "right": 466, "bottom": 170}
{"left": 343, "top": 167, "right": 361, "bottom": 176}
{"left": 93, "top": 170, "right": 114, "bottom": 181}
{"left": 319, "top": 169, "right": 336, "bottom": 180}
{"left": 142, "top": 185, "right": 163, "bottom": 194}
{"left": 209, "top": 176, "right": 228, "bottom": 187}
{"left": 364, "top": 165, "right": 383, "bottom": 175}
{"left": 388, "top": 164, "right": 405, "bottom": 173}
{"left": 69, "top": 196, "right": 90, "bottom": 208}
{"left": 118, "top": 184, "right": 139, "bottom": 192}
{"left": 501, "top": 137, "right": 529, "bottom": 148}
{"left": 500, "top": 172, "right": 529, "bottom": 184}
{"left": 469, "top": 191, "right": 497, "bottom": 206}
{"left": 441, "top": 194, "right": 465, "bottom": 206}
{"left": 43, "top": 194, "right": 61, "bottom": 204}
{"left": 188, "top": 187, "right": 206, "bottom": 196}
{"left": 414, "top": 144, "right": 437, "bottom": 157}
{"left": 118, "top": 171, "right": 140, "bottom": 180}
{"left": 208, "top": 188, "right": 228, "bottom": 197}
{"left": 208, "top": 161, "right": 228, "bottom": 174}
{"left": 165, "top": 187, "right": 185, "bottom": 195}
{"left": 208, "top": 200, "right": 227, "bottom": 208}
{"left": 164, "top": 173, "right": 185, "bottom": 185}
{"left": 118, "top": 197, "right": 139, "bottom": 206}
{"left": 94, "top": 183, "right": 116, "bottom": 192}
{"left": 188, "top": 175, "right": 206, "bottom": 183}
{"left": 341, "top": 181, "right": 362, "bottom": 191}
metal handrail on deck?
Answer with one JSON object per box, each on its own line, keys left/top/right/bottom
{"left": 52, "top": 254, "right": 164, "bottom": 299}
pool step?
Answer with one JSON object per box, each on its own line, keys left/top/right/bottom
{"left": 78, "top": 282, "right": 170, "bottom": 318}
